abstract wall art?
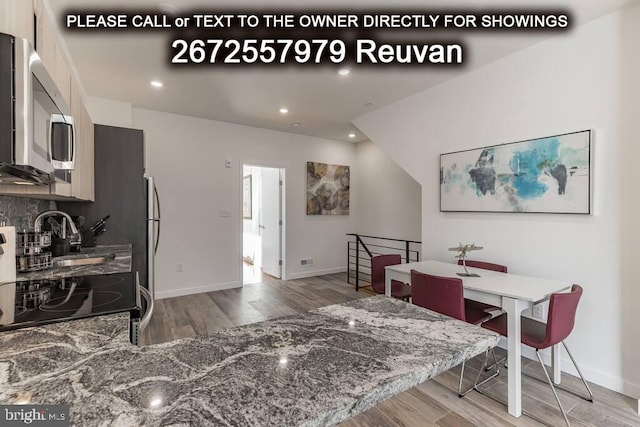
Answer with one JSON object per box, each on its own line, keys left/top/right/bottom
{"left": 440, "top": 130, "right": 591, "bottom": 214}
{"left": 306, "top": 162, "right": 350, "bottom": 215}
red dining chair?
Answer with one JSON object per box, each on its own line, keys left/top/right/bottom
{"left": 458, "top": 259, "right": 507, "bottom": 314}
{"left": 410, "top": 270, "right": 498, "bottom": 397}
{"left": 479, "top": 285, "right": 593, "bottom": 426}
{"left": 370, "top": 254, "right": 411, "bottom": 301}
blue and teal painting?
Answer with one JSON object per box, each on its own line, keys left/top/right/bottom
{"left": 440, "top": 130, "right": 590, "bottom": 213}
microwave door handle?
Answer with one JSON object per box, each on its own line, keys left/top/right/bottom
{"left": 69, "top": 124, "right": 76, "bottom": 168}
{"left": 48, "top": 117, "right": 54, "bottom": 166}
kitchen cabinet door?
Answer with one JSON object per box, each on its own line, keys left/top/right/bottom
{"left": 69, "top": 77, "right": 95, "bottom": 201}
{"left": 0, "top": 1, "right": 34, "bottom": 45}
{"left": 33, "top": 0, "right": 71, "bottom": 107}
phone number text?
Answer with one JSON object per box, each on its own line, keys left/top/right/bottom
{"left": 170, "top": 38, "right": 462, "bottom": 65}
{"left": 172, "top": 39, "right": 347, "bottom": 65}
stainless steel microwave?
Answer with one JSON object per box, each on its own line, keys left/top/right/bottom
{"left": 0, "top": 33, "right": 75, "bottom": 185}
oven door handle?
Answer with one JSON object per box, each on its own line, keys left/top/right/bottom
{"left": 138, "top": 285, "right": 154, "bottom": 332}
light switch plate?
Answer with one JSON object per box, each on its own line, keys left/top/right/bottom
{"left": 219, "top": 209, "right": 231, "bottom": 217}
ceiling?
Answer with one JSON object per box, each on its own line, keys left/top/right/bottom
{"left": 49, "top": 0, "right": 635, "bottom": 143}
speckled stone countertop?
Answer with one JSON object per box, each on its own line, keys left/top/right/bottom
{"left": 16, "top": 244, "right": 132, "bottom": 282}
{"left": 0, "top": 296, "right": 499, "bottom": 426}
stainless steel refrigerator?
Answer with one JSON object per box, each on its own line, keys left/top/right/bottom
{"left": 59, "top": 124, "right": 159, "bottom": 343}
{"left": 139, "top": 175, "right": 160, "bottom": 334}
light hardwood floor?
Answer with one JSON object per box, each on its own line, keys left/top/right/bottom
{"left": 142, "top": 273, "right": 640, "bottom": 427}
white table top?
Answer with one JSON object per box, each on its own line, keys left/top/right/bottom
{"left": 386, "top": 260, "right": 572, "bottom": 303}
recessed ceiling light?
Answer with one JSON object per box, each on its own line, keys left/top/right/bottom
{"left": 348, "top": 133, "right": 356, "bottom": 138}
{"left": 279, "top": 108, "right": 289, "bottom": 114}
{"left": 291, "top": 122, "right": 301, "bottom": 127}
{"left": 338, "top": 67, "right": 351, "bottom": 76}
{"left": 150, "top": 80, "right": 163, "bottom": 88}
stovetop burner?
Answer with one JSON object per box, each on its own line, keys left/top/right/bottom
{"left": 0, "top": 272, "right": 137, "bottom": 331}
{"left": 40, "top": 291, "right": 122, "bottom": 313}
{"left": 89, "top": 276, "right": 125, "bottom": 289}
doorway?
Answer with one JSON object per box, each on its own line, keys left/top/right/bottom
{"left": 242, "top": 164, "right": 285, "bottom": 285}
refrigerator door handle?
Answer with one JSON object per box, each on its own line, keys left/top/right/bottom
{"left": 154, "top": 184, "right": 161, "bottom": 255}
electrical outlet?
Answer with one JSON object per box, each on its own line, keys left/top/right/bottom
{"left": 300, "top": 259, "right": 314, "bottom": 266}
{"left": 177, "top": 263, "right": 183, "bottom": 272}
{"left": 532, "top": 303, "right": 544, "bottom": 319}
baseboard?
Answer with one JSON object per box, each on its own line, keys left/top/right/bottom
{"left": 287, "top": 267, "right": 347, "bottom": 280}
{"left": 155, "top": 281, "right": 241, "bottom": 299}
{"left": 497, "top": 338, "right": 640, "bottom": 399}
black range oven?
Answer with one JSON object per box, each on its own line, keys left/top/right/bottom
{"left": 0, "top": 272, "right": 140, "bottom": 342}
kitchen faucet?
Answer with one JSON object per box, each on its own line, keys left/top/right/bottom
{"left": 34, "top": 210, "right": 82, "bottom": 249}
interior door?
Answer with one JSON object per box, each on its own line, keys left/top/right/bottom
{"left": 260, "top": 168, "right": 281, "bottom": 278}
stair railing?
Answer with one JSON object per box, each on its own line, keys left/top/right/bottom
{"left": 346, "top": 234, "right": 421, "bottom": 291}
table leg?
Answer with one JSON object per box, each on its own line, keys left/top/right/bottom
{"left": 552, "top": 344, "right": 562, "bottom": 384}
{"left": 503, "top": 297, "right": 529, "bottom": 418}
{"left": 384, "top": 270, "right": 392, "bottom": 297}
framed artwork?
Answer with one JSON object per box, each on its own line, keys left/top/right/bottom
{"left": 440, "top": 130, "right": 591, "bottom": 214}
{"left": 242, "top": 175, "right": 252, "bottom": 219}
{"left": 306, "top": 161, "right": 350, "bottom": 215}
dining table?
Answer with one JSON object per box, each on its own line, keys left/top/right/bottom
{"left": 384, "top": 259, "right": 573, "bottom": 418}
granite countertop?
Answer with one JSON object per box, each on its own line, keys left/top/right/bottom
{"left": 0, "top": 296, "right": 499, "bottom": 426}
{"left": 16, "top": 244, "right": 132, "bottom": 282}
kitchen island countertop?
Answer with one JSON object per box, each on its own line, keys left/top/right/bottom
{"left": 0, "top": 296, "right": 499, "bottom": 426}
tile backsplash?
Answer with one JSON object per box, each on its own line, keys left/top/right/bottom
{"left": 0, "top": 196, "right": 55, "bottom": 231}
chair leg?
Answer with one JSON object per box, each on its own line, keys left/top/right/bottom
{"left": 484, "top": 354, "right": 507, "bottom": 371}
{"left": 562, "top": 341, "right": 594, "bottom": 402}
{"left": 458, "top": 360, "right": 467, "bottom": 397}
{"left": 459, "top": 348, "right": 500, "bottom": 397}
{"left": 535, "top": 349, "right": 570, "bottom": 427}
{"left": 517, "top": 342, "right": 594, "bottom": 404}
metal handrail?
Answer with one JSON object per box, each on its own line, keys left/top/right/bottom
{"left": 346, "top": 233, "right": 421, "bottom": 291}
{"left": 346, "top": 233, "right": 421, "bottom": 244}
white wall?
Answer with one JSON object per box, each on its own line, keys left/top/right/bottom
{"left": 133, "top": 108, "right": 358, "bottom": 298}
{"left": 355, "top": 141, "right": 421, "bottom": 241}
{"left": 354, "top": 5, "right": 640, "bottom": 398}
{"left": 83, "top": 99, "right": 423, "bottom": 292}
{"left": 85, "top": 96, "right": 133, "bottom": 128}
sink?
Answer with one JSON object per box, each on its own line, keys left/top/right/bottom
{"left": 53, "top": 253, "right": 116, "bottom": 268}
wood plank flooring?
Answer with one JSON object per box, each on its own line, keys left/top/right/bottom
{"left": 142, "top": 273, "right": 640, "bottom": 427}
